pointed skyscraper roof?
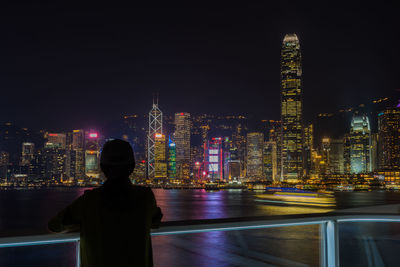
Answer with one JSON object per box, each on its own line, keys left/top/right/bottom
{"left": 283, "top": 33, "right": 299, "bottom": 43}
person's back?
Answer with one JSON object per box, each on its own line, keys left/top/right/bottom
{"left": 48, "top": 139, "right": 162, "bottom": 267}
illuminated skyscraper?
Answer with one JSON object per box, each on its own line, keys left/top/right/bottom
{"left": 378, "top": 107, "right": 400, "bottom": 170}
{"left": 72, "top": 130, "right": 85, "bottom": 150}
{"left": 42, "top": 142, "right": 67, "bottom": 182}
{"left": 147, "top": 99, "right": 163, "bottom": 178}
{"left": 350, "top": 115, "right": 371, "bottom": 174}
{"left": 168, "top": 137, "right": 176, "bottom": 180}
{"left": 200, "top": 124, "right": 210, "bottom": 158}
{"left": 174, "top": 112, "right": 191, "bottom": 180}
{"left": 205, "top": 137, "right": 223, "bottom": 181}
{"left": 71, "top": 129, "right": 85, "bottom": 181}
{"left": 85, "top": 132, "right": 100, "bottom": 181}
{"left": 232, "top": 123, "right": 246, "bottom": 177}
{"left": 280, "top": 33, "right": 303, "bottom": 182}
{"left": 246, "top": 132, "right": 264, "bottom": 180}
{"left": 132, "top": 160, "right": 146, "bottom": 181}
{"left": 154, "top": 133, "right": 167, "bottom": 180}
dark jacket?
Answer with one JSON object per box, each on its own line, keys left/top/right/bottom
{"left": 48, "top": 179, "right": 162, "bottom": 267}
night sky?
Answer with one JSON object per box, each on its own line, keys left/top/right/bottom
{"left": 0, "top": 3, "right": 399, "bottom": 131}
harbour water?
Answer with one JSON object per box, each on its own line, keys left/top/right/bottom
{"left": 1, "top": 188, "right": 400, "bottom": 266}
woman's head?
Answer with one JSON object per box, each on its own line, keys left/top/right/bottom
{"left": 100, "top": 139, "right": 135, "bottom": 180}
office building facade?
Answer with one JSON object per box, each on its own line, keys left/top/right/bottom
{"left": 154, "top": 134, "right": 167, "bottom": 179}
{"left": 246, "top": 132, "right": 264, "bottom": 180}
{"left": 174, "top": 112, "right": 191, "bottom": 180}
{"left": 378, "top": 107, "right": 400, "bottom": 170}
{"left": 350, "top": 115, "right": 371, "bottom": 174}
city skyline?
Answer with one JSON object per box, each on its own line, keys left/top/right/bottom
{"left": 0, "top": 4, "right": 399, "bottom": 131}
{"left": 1, "top": 89, "right": 398, "bottom": 185}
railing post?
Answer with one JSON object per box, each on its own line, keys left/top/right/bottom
{"left": 320, "top": 222, "right": 326, "bottom": 267}
{"left": 76, "top": 240, "right": 80, "bottom": 267}
{"left": 322, "top": 220, "right": 339, "bottom": 267}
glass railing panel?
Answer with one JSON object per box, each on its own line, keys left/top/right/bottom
{"left": 153, "top": 225, "right": 321, "bottom": 267}
{"left": 339, "top": 221, "right": 400, "bottom": 267}
{"left": 0, "top": 243, "right": 77, "bottom": 267}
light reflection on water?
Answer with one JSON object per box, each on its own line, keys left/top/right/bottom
{"left": 1, "top": 189, "right": 400, "bottom": 266}
{"left": 257, "top": 204, "right": 333, "bottom": 215}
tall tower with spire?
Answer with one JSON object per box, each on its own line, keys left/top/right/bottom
{"left": 147, "top": 94, "right": 163, "bottom": 178}
{"left": 280, "top": 33, "right": 303, "bottom": 182}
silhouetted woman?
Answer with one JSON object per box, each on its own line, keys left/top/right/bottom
{"left": 49, "top": 139, "right": 163, "bottom": 267}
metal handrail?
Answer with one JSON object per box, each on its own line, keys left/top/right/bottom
{"left": 1, "top": 213, "right": 400, "bottom": 267}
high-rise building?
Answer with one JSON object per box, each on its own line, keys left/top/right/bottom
{"left": 263, "top": 141, "right": 277, "bottom": 182}
{"left": 85, "top": 132, "right": 100, "bottom": 181}
{"left": 154, "top": 133, "right": 167, "bottom": 180}
{"left": 21, "top": 142, "right": 35, "bottom": 166}
{"left": 167, "top": 137, "right": 176, "bottom": 180}
{"left": 174, "top": 112, "right": 191, "bottom": 180}
{"left": 280, "top": 33, "right": 303, "bottom": 182}
{"left": 42, "top": 143, "right": 67, "bottom": 182}
{"left": 65, "top": 149, "right": 77, "bottom": 182}
{"left": 72, "top": 130, "right": 85, "bottom": 150}
{"left": 223, "top": 137, "right": 232, "bottom": 180}
{"left": 378, "top": 107, "right": 400, "bottom": 170}
{"left": 225, "top": 139, "right": 241, "bottom": 181}
{"left": 232, "top": 123, "right": 247, "bottom": 178}
{"left": 200, "top": 124, "right": 210, "bottom": 156}
{"left": 205, "top": 137, "right": 223, "bottom": 181}
{"left": 350, "top": 115, "right": 371, "bottom": 174}
{"left": 47, "top": 133, "right": 67, "bottom": 149}
{"left": 246, "top": 132, "right": 264, "bottom": 180}
{"left": 71, "top": 129, "right": 85, "bottom": 181}
{"left": 147, "top": 100, "right": 163, "bottom": 178}
{"left": 330, "top": 138, "right": 344, "bottom": 174}
{"left": 132, "top": 159, "right": 146, "bottom": 181}
{"left": 227, "top": 160, "right": 241, "bottom": 181}
{"left": 29, "top": 151, "right": 45, "bottom": 182}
